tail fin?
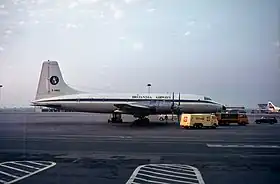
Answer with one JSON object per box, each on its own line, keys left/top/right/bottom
{"left": 35, "top": 60, "right": 81, "bottom": 100}
{"left": 267, "top": 101, "right": 275, "bottom": 110}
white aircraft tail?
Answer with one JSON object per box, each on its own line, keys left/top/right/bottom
{"left": 35, "top": 60, "right": 81, "bottom": 100}
{"left": 267, "top": 101, "right": 276, "bottom": 110}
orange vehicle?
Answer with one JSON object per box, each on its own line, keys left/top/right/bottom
{"left": 216, "top": 110, "right": 249, "bottom": 126}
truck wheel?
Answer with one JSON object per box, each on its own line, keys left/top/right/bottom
{"left": 238, "top": 122, "right": 246, "bottom": 126}
{"left": 159, "top": 117, "right": 164, "bottom": 121}
{"left": 222, "top": 122, "right": 229, "bottom": 126}
{"left": 270, "top": 121, "right": 274, "bottom": 124}
{"left": 212, "top": 124, "right": 217, "bottom": 129}
{"left": 256, "top": 121, "right": 261, "bottom": 124}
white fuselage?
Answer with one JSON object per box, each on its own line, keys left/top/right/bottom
{"left": 33, "top": 93, "right": 224, "bottom": 115}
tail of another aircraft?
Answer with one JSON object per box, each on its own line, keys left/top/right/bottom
{"left": 35, "top": 60, "right": 81, "bottom": 100}
{"left": 267, "top": 101, "right": 275, "bottom": 110}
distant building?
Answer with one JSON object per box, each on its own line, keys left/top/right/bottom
{"left": 258, "top": 104, "right": 267, "bottom": 109}
{"left": 249, "top": 103, "right": 269, "bottom": 114}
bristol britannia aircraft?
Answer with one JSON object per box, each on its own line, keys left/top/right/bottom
{"left": 32, "top": 61, "right": 226, "bottom": 123}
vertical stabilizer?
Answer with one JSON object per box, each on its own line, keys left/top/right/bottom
{"left": 35, "top": 60, "right": 81, "bottom": 100}
{"left": 267, "top": 101, "right": 275, "bottom": 110}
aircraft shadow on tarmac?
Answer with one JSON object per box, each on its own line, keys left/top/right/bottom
{"left": 108, "top": 121, "right": 252, "bottom": 130}
{"left": 109, "top": 121, "right": 177, "bottom": 129}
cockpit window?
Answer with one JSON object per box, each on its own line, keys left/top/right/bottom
{"left": 204, "top": 97, "right": 212, "bottom": 101}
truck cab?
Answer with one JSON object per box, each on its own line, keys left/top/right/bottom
{"left": 158, "top": 114, "right": 178, "bottom": 122}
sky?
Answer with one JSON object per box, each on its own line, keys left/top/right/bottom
{"left": 0, "top": 0, "right": 279, "bottom": 108}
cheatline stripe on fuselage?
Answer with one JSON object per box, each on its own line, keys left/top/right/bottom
{"left": 40, "top": 98, "right": 219, "bottom": 104}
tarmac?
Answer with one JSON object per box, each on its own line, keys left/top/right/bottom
{"left": 0, "top": 112, "right": 280, "bottom": 184}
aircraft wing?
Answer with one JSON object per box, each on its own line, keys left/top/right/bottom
{"left": 114, "top": 103, "right": 155, "bottom": 115}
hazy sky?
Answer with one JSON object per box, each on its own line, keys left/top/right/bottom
{"left": 0, "top": 0, "right": 279, "bottom": 108}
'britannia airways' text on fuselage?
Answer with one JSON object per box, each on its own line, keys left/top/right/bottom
{"left": 132, "top": 95, "right": 171, "bottom": 99}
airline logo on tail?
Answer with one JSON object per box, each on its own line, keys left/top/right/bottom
{"left": 50, "top": 76, "right": 59, "bottom": 85}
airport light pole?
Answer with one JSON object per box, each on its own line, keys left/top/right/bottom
{"left": 0, "top": 85, "right": 2, "bottom": 105}
{"left": 147, "top": 83, "right": 151, "bottom": 95}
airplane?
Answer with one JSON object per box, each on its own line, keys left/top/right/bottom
{"left": 32, "top": 60, "right": 226, "bottom": 123}
{"left": 267, "top": 101, "right": 280, "bottom": 113}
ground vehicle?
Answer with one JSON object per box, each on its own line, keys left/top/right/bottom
{"left": 255, "top": 117, "right": 278, "bottom": 124}
{"left": 216, "top": 110, "right": 249, "bottom": 126}
{"left": 180, "top": 113, "right": 218, "bottom": 129}
{"left": 108, "top": 113, "right": 123, "bottom": 123}
{"left": 158, "top": 114, "right": 178, "bottom": 121}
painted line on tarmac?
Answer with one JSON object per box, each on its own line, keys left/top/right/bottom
{"left": 206, "top": 144, "right": 280, "bottom": 148}
{"left": 2, "top": 136, "right": 280, "bottom": 144}
{"left": 0, "top": 161, "right": 56, "bottom": 184}
{"left": 126, "top": 164, "right": 205, "bottom": 184}
{"left": 1, "top": 149, "right": 280, "bottom": 159}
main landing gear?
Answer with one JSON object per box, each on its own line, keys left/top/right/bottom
{"left": 108, "top": 113, "right": 150, "bottom": 126}
{"left": 108, "top": 112, "right": 123, "bottom": 123}
{"left": 132, "top": 116, "right": 150, "bottom": 126}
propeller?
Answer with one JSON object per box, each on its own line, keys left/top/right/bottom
{"left": 176, "top": 92, "right": 182, "bottom": 121}
{"left": 171, "top": 92, "right": 175, "bottom": 120}
{"left": 170, "top": 92, "right": 182, "bottom": 122}
{"left": 171, "top": 92, "right": 175, "bottom": 109}
{"left": 178, "top": 92, "right": 181, "bottom": 106}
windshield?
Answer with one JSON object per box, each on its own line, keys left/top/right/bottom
{"left": 204, "top": 96, "right": 212, "bottom": 101}
{"left": 0, "top": 1, "right": 280, "bottom": 184}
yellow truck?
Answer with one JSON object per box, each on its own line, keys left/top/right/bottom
{"left": 180, "top": 113, "right": 218, "bottom": 129}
